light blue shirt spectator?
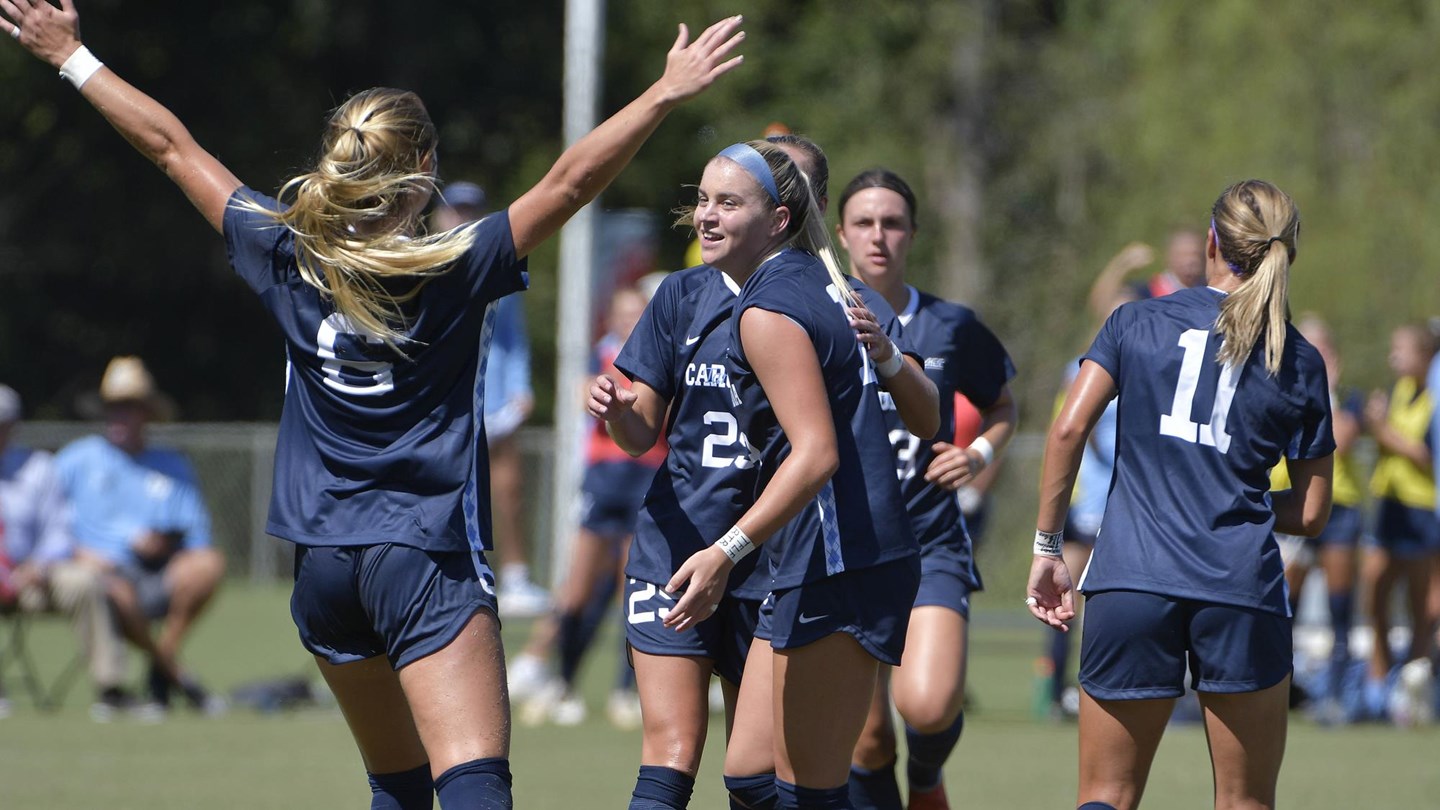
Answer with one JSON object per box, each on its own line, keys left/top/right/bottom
{"left": 483, "top": 293, "right": 533, "bottom": 438}
{"left": 54, "top": 435, "right": 212, "bottom": 565}
{"left": 1, "top": 448, "right": 74, "bottom": 566}
{"left": 1067, "top": 361, "right": 1119, "bottom": 538}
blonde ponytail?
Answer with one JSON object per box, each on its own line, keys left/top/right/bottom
{"left": 1210, "top": 180, "right": 1300, "bottom": 375}
{"left": 241, "top": 88, "right": 477, "bottom": 352}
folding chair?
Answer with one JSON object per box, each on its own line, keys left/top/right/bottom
{"left": 0, "top": 608, "right": 84, "bottom": 711}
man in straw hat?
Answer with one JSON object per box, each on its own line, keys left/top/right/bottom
{"left": 0, "top": 384, "right": 141, "bottom": 718}
{"left": 54, "top": 357, "right": 225, "bottom": 716}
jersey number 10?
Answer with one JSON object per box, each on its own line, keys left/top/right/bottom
{"left": 1158, "top": 329, "right": 1240, "bottom": 453}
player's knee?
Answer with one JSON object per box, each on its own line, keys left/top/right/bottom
{"left": 894, "top": 690, "right": 961, "bottom": 733}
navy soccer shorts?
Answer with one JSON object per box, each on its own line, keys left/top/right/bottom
{"left": 579, "top": 460, "right": 655, "bottom": 537}
{"left": 756, "top": 556, "right": 920, "bottom": 666}
{"left": 1079, "top": 590, "right": 1292, "bottom": 700}
{"left": 913, "top": 568, "right": 973, "bottom": 619}
{"left": 1369, "top": 498, "right": 1440, "bottom": 559}
{"left": 623, "top": 577, "right": 760, "bottom": 685}
{"left": 1310, "top": 503, "right": 1362, "bottom": 548}
{"left": 291, "top": 544, "right": 498, "bottom": 669}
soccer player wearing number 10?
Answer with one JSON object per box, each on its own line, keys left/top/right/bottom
{"left": 1029, "top": 180, "right": 1334, "bottom": 810}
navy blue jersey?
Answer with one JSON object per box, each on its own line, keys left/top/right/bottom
{"left": 223, "top": 188, "right": 528, "bottom": 552}
{"left": 1079, "top": 286, "right": 1334, "bottom": 614}
{"left": 729, "top": 249, "right": 919, "bottom": 590}
{"left": 617, "top": 265, "right": 770, "bottom": 597}
{"left": 883, "top": 286, "right": 1015, "bottom": 590}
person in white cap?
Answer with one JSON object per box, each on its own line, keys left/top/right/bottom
{"left": 54, "top": 357, "right": 226, "bottom": 716}
{"left": 0, "top": 383, "right": 143, "bottom": 719}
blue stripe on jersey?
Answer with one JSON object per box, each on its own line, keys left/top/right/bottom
{"left": 816, "top": 481, "right": 844, "bottom": 576}
{"left": 463, "top": 301, "right": 499, "bottom": 559}
{"left": 730, "top": 249, "right": 918, "bottom": 590}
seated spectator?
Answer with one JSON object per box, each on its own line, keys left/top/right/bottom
{"left": 55, "top": 357, "right": 225, "bottom": 714}
{"left": 0, "top": 384, "right": 144, "bottom": 719}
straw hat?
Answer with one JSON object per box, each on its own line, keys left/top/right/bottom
{"left": 77, "top": 356, "right": 176, "bottom": 420}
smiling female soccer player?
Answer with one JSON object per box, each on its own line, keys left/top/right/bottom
{"left": 1029, "top": 180, "right": 1334, "bottom": 810}
{"left": 4, "top": 3, "right": 744, "bottom": 807}
{"left": 646, "top": 140, "right": 935, "bottom": 810}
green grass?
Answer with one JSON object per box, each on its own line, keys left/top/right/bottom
{"left": 0, "top": 583, "right": 1436, "bottom": 809}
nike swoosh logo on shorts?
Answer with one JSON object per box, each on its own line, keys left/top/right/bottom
{"left": 685, "top": 335, "right": 702, "bottom": 345}
{"left": 797, "top": 613, "right": 829, "bottom": 624}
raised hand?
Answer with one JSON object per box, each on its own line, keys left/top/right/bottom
{"left": 1, "top": 0, "right": 82, "bottom": 67}
{"left": 586, "top": 374, "right": 638, "bottom": 422}
{"left": 653, "top": 15, "right": 746, "bottom": 107}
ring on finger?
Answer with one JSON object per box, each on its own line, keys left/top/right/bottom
{"left": 9, "top": 25, "right": 19, "bottom": 39}
{"left": 1024, "top": 596, "right": 1039, "bottom": 608}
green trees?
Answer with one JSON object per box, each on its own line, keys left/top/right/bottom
{"left": 2, "top": 0, "right": 1436, "bottom": 420}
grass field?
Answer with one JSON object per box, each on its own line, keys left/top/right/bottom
{"left": 0, "top": 582, "right": 1436, "bottom": 809}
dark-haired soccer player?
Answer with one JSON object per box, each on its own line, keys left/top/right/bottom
{"left": 836, "top": 168, "right": 1018, "bottom": 810}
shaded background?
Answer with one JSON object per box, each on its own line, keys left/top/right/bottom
{"left": 3, "top": 0, "right": 1439, "bottom": 425}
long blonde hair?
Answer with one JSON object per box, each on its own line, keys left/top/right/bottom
{"left": 676, "top": 140, "right": 855, "bottom": 304}
{"left": 1211, "top": 180, "right": 1300, "bottom": 375}
{"left": 245, "top": 88, "right": 477, "bottom": 351}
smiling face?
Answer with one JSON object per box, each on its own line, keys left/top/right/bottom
{"left": 837, "top": 186, "right": 916, "bottom": 291}
{"left": 695, "top": 158, "right": 789, "bottom": 278}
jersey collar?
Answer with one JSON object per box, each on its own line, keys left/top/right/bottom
{"left": 897, "top": 285, "right": 920, "bottom": 327}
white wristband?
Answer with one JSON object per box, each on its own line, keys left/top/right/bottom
{"left": 59, "top": 45, "right": 104, "bottom": 90}
{"left": 715, "top": 525, "right": 756, "bottom": 564}
{"left": 875, "top": 343, "right": 904, "bottom": 379}
{"left": 968, "top": 436, "right": 995, "bottom": 468}
{"left": 1034, "top": 529, "right": 1064, "bottom": 557}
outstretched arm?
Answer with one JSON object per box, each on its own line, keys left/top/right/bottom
{"left": 508, "top": 16, "right": 745, "bottom": 258}
{"left": 4, "top": 0, "right": 242, "bottom": 232}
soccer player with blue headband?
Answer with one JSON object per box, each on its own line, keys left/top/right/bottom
{"left": 592, "top": 135, "right": 937, "bottom": 809}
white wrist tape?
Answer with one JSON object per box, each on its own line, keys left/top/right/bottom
{"left": 968, "top": 436, "right": 995, "bottom": 467}
{"left": 715, "top": 525, "right": 757, "bottom": 563}
{"left": 1034, "top": 529, "right": 1064, "bottom": 557}
{"left": 875, "top": 343, "right": 904, "bottom": 379}
{"left": 60, "top": 46, "right": 104, "bottom": 90}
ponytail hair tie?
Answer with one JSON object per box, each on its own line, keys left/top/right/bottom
{"left": 1266, "top": 236, "right": 1284, "bottom": 248}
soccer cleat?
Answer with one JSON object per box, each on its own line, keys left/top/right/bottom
{"left": 90, "top": 688, "right": 166, "bottom": 724}
{"left": 497, "top": 577, "right": 552, "bottom": 619}
{"left": 907, "top": 782, "right": 950, "bottom": 810}
{"left": 606, "top": 688, "right": 642, "bottom": 731}
{"left": 550, "top": 692, "right": 588, "bottom": 727}
{"left": 506, "top": 653, "right": 551, "bottom": 702}
{"left": 518, "top": 680, "right": 564, "bottom": 727}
